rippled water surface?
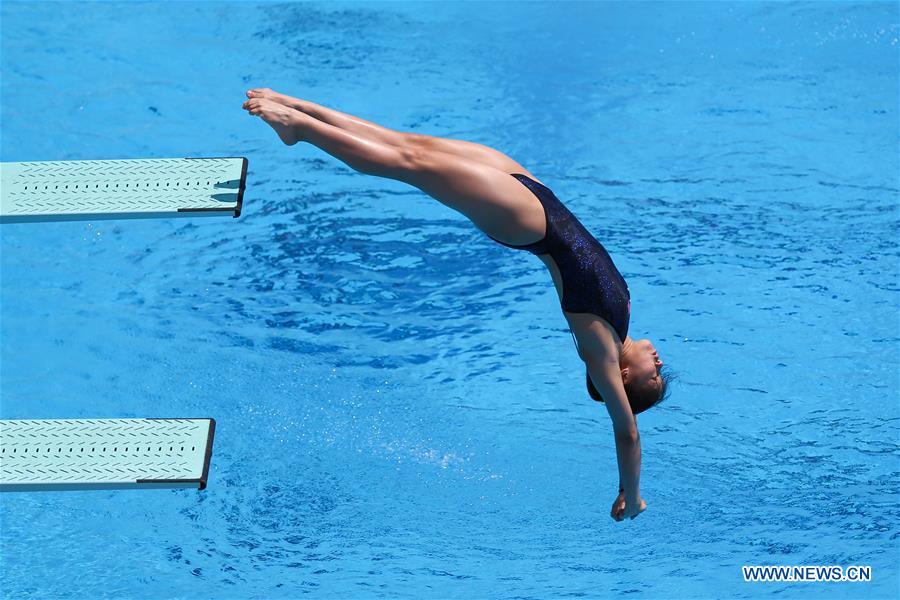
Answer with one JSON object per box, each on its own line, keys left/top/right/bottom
{"left": 1, "top": 2, "right": 898, "bottom": 598}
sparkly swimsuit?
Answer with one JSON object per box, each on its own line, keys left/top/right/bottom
{"left": 489, "top": 173, "right": 631, "bottom": 343}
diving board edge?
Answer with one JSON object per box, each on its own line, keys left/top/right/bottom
{"left": 178, "top": 156, "right": 247, "bottom": 219}
{"left": 136, "top": 417, "right": 217, "bottom": 491}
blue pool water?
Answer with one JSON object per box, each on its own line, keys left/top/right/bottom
{"left": 1, "top": 2, "right": 898, "bottom": 598}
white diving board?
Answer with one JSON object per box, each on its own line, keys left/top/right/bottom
{"left": 0, "top": 418, "right": 215, "bottom": 491}
{"left": 0, "top": 157, "right": 247, "bottom": 223}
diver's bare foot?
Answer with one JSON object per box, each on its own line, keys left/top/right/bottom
{"left": 243, "top": 97, "right": 306, "bottom": 145}
{"left": 246, "top": 88, "right": 304, "bottom": 112}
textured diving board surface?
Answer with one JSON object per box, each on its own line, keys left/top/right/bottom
{"left": 0, "top": 418, "right": 215, "bottom": 491}
{"left": 0, "top": 157, "right": 247, "bottom": 223}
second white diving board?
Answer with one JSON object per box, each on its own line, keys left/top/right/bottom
{"left": 0, "top": 157, "right": 247, "bottom": 223}
{"left": 0, "top": 418, "right": 215, "bottom": 491}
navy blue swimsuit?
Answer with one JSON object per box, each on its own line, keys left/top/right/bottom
{"left": 489, "top": 173, "right": 631, "bottom": 343}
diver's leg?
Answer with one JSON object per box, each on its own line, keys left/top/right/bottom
{"left": 244, "top": 97, "right": 545, "bottom": 245}
{"left": 247, "top": 88, "right": 408, "bottom": 146}
{"left": 245, "top": 88, "right": 544, "bottom": 183}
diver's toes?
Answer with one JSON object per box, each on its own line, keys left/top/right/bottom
{"left": 247, "top": 88, "right": 273, "bottom": 99}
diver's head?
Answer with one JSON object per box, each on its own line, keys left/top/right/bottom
{"left": 586, "top": 337, "right": 673, "bottom": 414}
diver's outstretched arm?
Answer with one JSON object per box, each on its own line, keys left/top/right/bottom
{"left": 586, "top": 356, "right": 648, "bottom": 521}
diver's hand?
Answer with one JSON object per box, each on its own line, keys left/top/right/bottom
{"left": 621, "top": 496, "right": 647, "bottom": 520}
{"left": 610, "top": 492, "right": 627, "bottom": 521}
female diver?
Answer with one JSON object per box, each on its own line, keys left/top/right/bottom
{"left": 243, "top": 88, "right": 672, "bottom": 522}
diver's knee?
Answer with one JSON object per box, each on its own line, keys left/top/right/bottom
{"left": 397, "top": 144, "right": 430, "bottom": 173}
{"left": 404, "top": 132, "right": 432, "bottom": 151}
